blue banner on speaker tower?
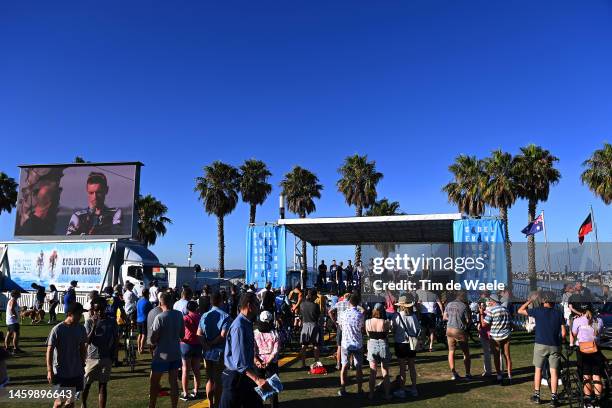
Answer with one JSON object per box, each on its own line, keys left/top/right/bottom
{"left": 453, "top": 218, "right": 508, "bottom": 286}
{"left": 246, "top": 225, "right": 287, "bottom": 289}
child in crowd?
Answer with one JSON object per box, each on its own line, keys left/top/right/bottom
{"left": 255, "top": 311, "right": 280, "bottom": 408}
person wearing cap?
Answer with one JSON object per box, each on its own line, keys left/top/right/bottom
{"left": 483, "top": 294, "right": 513, "bottom": 385}
{"left": 254, "top": 310, "right": 280, "bottom": 408}
{"left": 337, "top": 293, "right": 365, "bottom": 397}
{"left": 46, "top": 302, "right": 87, "bottom": 408}
{"left": 198, "top": 291, "right": 231, "bottom": 408}
{"left": 443, "top": 291, "right": 472, "bottom": 380}
{"left": 63, "top": 280, "right": 78, "bottom": 313}
{"left": 392, "top": 295, "right": 420, "bottom": 398}
{"left": 365, "top": 303, "right": 392, "bottom": 400}
{"left": 82, "top": 297, "right": 118, "bottom": 408}
{"left": 518, "top": 291, "right": 566, "bottom": 406}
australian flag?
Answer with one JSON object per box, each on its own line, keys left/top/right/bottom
{"left": 521, "top": 213, "right": 544, "bottom": 236}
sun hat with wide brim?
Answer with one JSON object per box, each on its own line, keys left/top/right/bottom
{"left": 394, "top": 295, "right": 415, "bottom": 307}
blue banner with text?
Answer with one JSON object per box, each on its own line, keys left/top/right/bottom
{"left": 453, "top": 218, "right": 508, "bottom": 287}
{"left": 246, "top": 225, "right": 287, "bottom": 289}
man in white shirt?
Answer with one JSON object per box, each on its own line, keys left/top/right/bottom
{"left": 149, "top": 280, "right": 160, "bottom": 306}
{"left": 173, "top": 287, "right": 192, "bottom": 316}
{"left": 123, "top": 281, "right": 139, "bottom": 324}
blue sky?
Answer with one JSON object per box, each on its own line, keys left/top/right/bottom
{"left": 1, "top": 1, "right": 611, "bottom": 269}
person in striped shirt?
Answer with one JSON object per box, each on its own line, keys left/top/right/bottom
{"left": 483, "top": 294, "right": 512, "bottom": 385}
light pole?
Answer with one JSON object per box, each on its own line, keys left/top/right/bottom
{"left": 279, "top": 194, "right": 285, "bottom": 219}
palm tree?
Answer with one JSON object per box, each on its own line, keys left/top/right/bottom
{"left": 195, "top": 161, "right": 240, "bottom": 278}
{"left": 581, "top": 142, "right": 612, "bottom": 205}
{"left": 483, "top": 150, "right": 517, "bottom": 286}
{"left": 280, "top": 166, "right": 323, "bottom": 287}
{"left": 0, "top": 172, "right": 18, "bottom": 215}
{"left": 514, "top": 144, "right": 561, "bottom": 291}
{"left": 239, "top": 159, "right": 272, "bottom": 224}
{"left": 366, "top": 198, "right": 402, "bottom": 259}
{"left": 136, "top": 194, "right": 172, "bottom": 247}
{"left": 442, "top": 155, "right": 487, "bottom": 216}
{"left": 337, "top": 154, "right": 383, "bottom": 263}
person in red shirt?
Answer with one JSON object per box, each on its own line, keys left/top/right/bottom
{"left": 180, "top": 301, "right": 202, "bottom": 401}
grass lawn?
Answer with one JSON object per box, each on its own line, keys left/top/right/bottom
{"left": 2, "top": 318, "right": 609, "bottom": 408}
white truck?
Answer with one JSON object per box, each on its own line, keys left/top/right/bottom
{"left": 0, "top": 239, "right": 168, "bottom": 295}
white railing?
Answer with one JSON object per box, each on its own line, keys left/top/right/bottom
{"left": 2, "top": 292, "right": 89, "bottom": 314}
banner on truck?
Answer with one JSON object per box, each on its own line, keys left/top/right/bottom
{"left": 7, "top": 242, "right": 112, "bottom": 291}
{"left": 246, "top": 225, "right": 286, "bottom": 289}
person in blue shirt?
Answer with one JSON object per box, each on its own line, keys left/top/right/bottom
{"left": 136, "top": 288, "right": 152, "bottom": 354}
{"left": 219, "top": 292, "right": 270, "bottom": 408}
{"left": 518, "top": 292, "right": 566, "bottom": 407}
{"left": 63, "top": 280, "right": 78, "bottom": 312}
{"left": 197, "top": 292, "right": 231, "bottom": 408}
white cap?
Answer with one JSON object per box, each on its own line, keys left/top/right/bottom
{"left": 259, "top": 310, "right": 273, "bottom": 323}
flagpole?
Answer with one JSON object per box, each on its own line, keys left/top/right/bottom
{"left": 541, "top": 210, "right": 552, "bottom": 291}
{"left": 590, "top": 205, "right": 603, "bottom": 280}
{"left": 566, "top": 238, "right": 571, "bottom": 279}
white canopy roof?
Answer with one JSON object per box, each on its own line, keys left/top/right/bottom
{"left": 277, "top": 213, "right": 462, "bottom": 246}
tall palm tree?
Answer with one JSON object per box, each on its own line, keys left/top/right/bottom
{"left": 483, "top": 150, "right": 517, "bottom": 286}
{"left": 442, "top": 155, "right": 487, "bottom": 216}
{"left": 337, "top": 154, "right": 383, "bottom": 263}
{"left": 238, "top": 159, "right": 272, "bottom": 224}
{"left": 136, "top": 194, "right": 172, "bottom": 247}
{"left": 280, "top": 166, "right": 323, "bottom": 288}
{"left": 366, "top": 198, "right": 402, "bottom": 259}
{"left": 581, "top": 142, "right": 612, "bottom": 205}
{"left": 195, "top": 161, "right": 240, "bottom": 278}
{"left": 514, "top": 144, "right": 561, "bottom": 291}
{"left": 0, "top": 172, "right": 18, "bottom": 215}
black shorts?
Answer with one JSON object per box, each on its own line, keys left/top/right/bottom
{"left": 336, "top": 328, "right": 343, "bottom": 346}
{"left": 52, "top": 375, "right": 84, "bottom": 392}
{"left": 7, "top": 323, "right": 20, "bottom": 334}
{"left": 137, "top": 322, "right": 147, "bottom": 336}
{"left": 577, "top": 350, "right": 605, "bottom": 376}
{"left": 394, "top": 343, "right": 416, "bottom": 359}
{"left": 420, "top": 314, "right": 436, "bottom": 330}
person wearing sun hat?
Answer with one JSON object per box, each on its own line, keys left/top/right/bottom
{"left": 391, "top": 294, "right": 420, "bottom": 398}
